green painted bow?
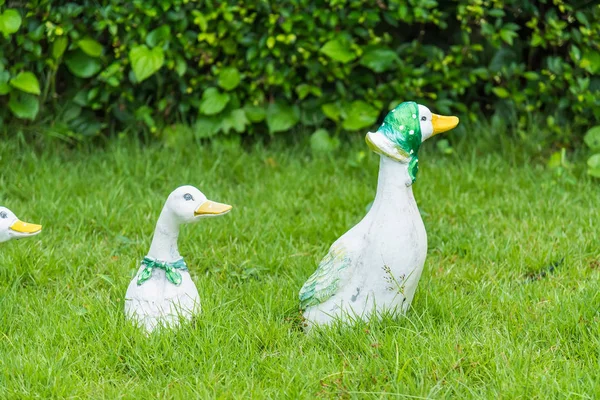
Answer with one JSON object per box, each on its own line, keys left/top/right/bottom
{"left": 137, "top": 257, "right": 188, "bottom": 286}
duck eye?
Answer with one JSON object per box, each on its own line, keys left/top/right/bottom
{"left": 421, "top": 116, "right": 427, "bottom": 121}
{"left": 183, "top": 194, "right": 194, "bottom": 201}
{"left": 0, "top": 212, "right": 6, "bottom": 219}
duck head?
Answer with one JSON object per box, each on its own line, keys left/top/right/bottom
{"left": 366, "top": 101, "right": 459, "bottom": 163}
{"left": 163, "top": 185, "right": 232, "bottom": 224}
{"left": 0, "top": 207, "right": 42, "bottom": 243}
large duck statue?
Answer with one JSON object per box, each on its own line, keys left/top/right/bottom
{"left": 299, "top": 101, "right": 459, "bottom": 327}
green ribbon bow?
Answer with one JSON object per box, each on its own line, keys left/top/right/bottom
{"left": 137, "top": 257, "right": 188, "bottom": 286}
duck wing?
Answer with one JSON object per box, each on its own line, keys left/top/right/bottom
{"left": 299, "top": 245, "right": 351, "bottom": 310}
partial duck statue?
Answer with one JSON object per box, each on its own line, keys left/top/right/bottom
{"left": 0, "top": 207, "right": 42, "bottom": 243}
{"left": 125, "top": 185, "right": 232, "bottom": 332}
{"left": 299, "top": 101, "right": 459, "bottom": 328}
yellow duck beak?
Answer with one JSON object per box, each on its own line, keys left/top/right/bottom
{"left": 194, "top": 200, "right": 232, "bottom": 216}
{"left": 10, "top": 219, "right": 42, "bottom": 235}
{"left": 431, "top": 114, "right": 460, "bottom": 136}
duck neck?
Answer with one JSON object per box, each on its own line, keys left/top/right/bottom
{"left": 371, "top": 156, "right": 416, "bottom": 209}
{"left": 146, "top": 208, "right": 182, "bottom": 262}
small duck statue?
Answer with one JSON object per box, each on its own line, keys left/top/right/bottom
{"left": 125, "top": 185, "right": 232, "bottom": 332}
{"left": 299, "top": 101, "right": 459, "bottom": 327}
{"left": 0, "top": 207, "right": 42, "bottom": 243}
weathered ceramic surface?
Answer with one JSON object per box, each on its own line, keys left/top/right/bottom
{"left": 0, "top": 207, "right": 42, "bottom": 243}
{"left": 124, "top": 185, "right": 232, "bottom": 332}
{"left": 300, "top": 102, "right": 459, "bottom": 328}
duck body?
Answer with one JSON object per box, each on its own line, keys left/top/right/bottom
{"left": 300, "top": 101, "right": 459, "bottom": 328}
{"left": 124, "top": 185, "right": 231, "bottom": 332}
{"left": 125, "top": 257, "right": 200, "bottom": 332}
{"left": 301, "top": 157, "right": 427, "bottom": 326}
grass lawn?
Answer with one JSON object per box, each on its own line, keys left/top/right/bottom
{"left": 0, "top": 134, "right": 599, "bottom": 398}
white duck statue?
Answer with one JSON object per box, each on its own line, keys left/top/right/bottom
{"left": 299, "top": 101, "right": 459, "bottom": 327}
{"left": 125, "top": 185, "right": 232, "bottom": 332}
{"left": 0, "top": 207, "right": 42, "bottom": 243}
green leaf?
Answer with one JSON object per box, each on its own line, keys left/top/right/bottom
{"left": 129, "top": 45, "right": 164, "bottom": 82}
{"left": 194, "top": 116, "right": 221, "bottom": 138}
{"left": 547, "top": 148, "right": 571, "bottom": 170}
{"left": 546, "top": 151, "right": 562, "bottom": 169}
{"left": 174, "top": 55, "right": 187, "bottom": 77}
{"left": 492, "top": 87, "right": 510, "bottom": 98}
{"left": 580, "top": 51, "right": 600, "bottom": 74}
{"left": 218, "top": 67, "right": 241, "bottom": 91}
{"left": 243, "top": 105, "right": 266, "bottom": 123}
{"left": 199, "top": 87, "right": 230, "bottom": 115}
{"left": 321, "top": 103, "right": 342, "bottom": 122}
{"left": 162, "top": 124, "right": 194, "bottom": 148}
{"left": 348, "top": 150, "right": 367, "bottom": 168}
{"left": 360, "top": 48, "right": 399, "bottom": 73}
{"left": 69, "top": 111, "right": 106, "bottom": 136}
{"left": 61, "top": 103, "right": 82, "bottom": 122}
{"left": 310, "top": 129, "right": 340, "bottom": 153}
{"left": 221, "top": 109, "right": 248, "bottom": 133}
{"left": 575, "top": 11, "right": 590, "bottom": 27}
{"left": 342, "top": 101, "right": 378, "bottom": 131}
{"left": 499, "top": 29, "right": 517, "bottom": 46}
{"left": 0, "top": 70, "right": 10, "bottom": 95}
{"left": 584, "top": 126, "right": 600, "bottom": 151}
{"left": 301, "top": 102, "right": 325, "bottom": 126}
{"left": 8, "top": 92, "right": 39, "bottom": 120}
{"left": 436, "top": 139, "right": 454, "bottom": 155}
{"left": 489, "top": 48, "right": 517, "bottom": 73}
{"left": 296, "top": 84, "right": 311, "bottom": 100}
{"left": 65, "top": 50, "right": 102, "bottom": 78}
{"left": 570, "top": 45, "right": 581, "bottom": 63}
{"left": 52, "top": 37, "right": 68, "bottom": 60}
{"left": 134, "top": 105, "right": 155, "bottom": 128}
{"left": 523, "top": 72, "right": 539, "bottom": 81}
{"left": 78, "top": 37, "right": 103, "bottom": 57}
{"left": 192, "top": 11, "right": 208, "bottom": 32}
{"left": 587, "top": 154, "right": 600, "bottom": 178}
{"left": 266, "top": 102, "right": 299, "bottom": 133}
{"left": 320, "top": 38, "right": 356, "bottom": 63}
{"left": 9, "top": 71, "right": 40, "bottom": 95}
{"left": 0, "top": 9, "right": 21, "bottom": 37}
{"left": 531, "top": 32, "right": 544, "bottom": 47}
{"left": 146, "top": 25, "right": 171, "bottom": 48}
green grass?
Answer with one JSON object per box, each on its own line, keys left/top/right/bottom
{"left": 0, "top": 135, "right": 599, "bottom": 398}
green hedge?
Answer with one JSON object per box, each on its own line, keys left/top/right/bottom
{"left": 0, "top": 0, "right": 598, "bottom": 141}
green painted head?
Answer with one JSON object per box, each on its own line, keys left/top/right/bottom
{"left": 365, "top": 101, "right": 459, "bottom": 183}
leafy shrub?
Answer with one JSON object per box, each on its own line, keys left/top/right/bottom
{"left": 0, "top": 0, "right": 598, "bottom": 141}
